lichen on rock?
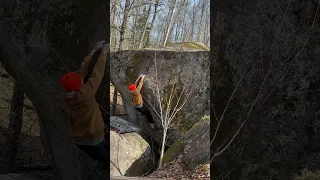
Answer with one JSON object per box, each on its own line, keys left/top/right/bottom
{"left": 162, "top": 116, "right": 210, "bottom": 171}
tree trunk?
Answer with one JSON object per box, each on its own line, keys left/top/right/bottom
{"left": 203, "top": 3, "right": 209, "bottom": 45}
{"left": 111, "top": 0, "right": 119, "bottom": 51}
{"left": 114, "top": 0, "right": 132, "bottom": 115}
{"left": 180, "top": 0, "right": 189, "bottom": 49}
{"left": 118, "top": 0, "right": 131, "bottom": 51}
{"left": 111, "top": 87, "right": 118, "bottom": 116}
{"left": 132, "top": 3, "right": 139, "bottom": 49}
{"left": 5, "top": 80, "right": 24, "bottom": 173}
{"left": 0, "top": 1, "right": 110, "bottom": 179}
{"left": 158, "top": 128, "right": 167, "bottom": 168}
{"left": 197, "top": 0, "right": 205, "bottom": 42}
{"left": 146, "top": 0, "right": 160, "bottom": 47}
{"left": 168, "top": 4, "right": 181, "bottom": 42}
{"left": 138, "top": 2, "right": 152, "bottom": 49}
{"left": 162, "top": 0, "right": 177, "bottom": 46}
{"left": 190, "top": 0, "right": 196, "bottom": 41}
{"left": 175, "top": 13, "right": 181, "bottom": 42}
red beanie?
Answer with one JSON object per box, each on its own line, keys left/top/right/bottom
{"left": 128, "top": 84, "right": 136, "bottom": 91}
{"left": 60, "top": 72, "right": 83, "bottom": 92}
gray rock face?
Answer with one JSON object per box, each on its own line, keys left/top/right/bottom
{"left": 0, "top": 173, "right": 43, "bottom": 180}
{"left": 110, "top": 50, "right": 210, "bottom": 147}
{"left": 162, "top": 116, "right": 210, "bottom": 171}
{"left": 110, "top": 131, "right": 154, "bottom": 177}
{"left": 212, "top": 0, "right": 320, "bottom": 179}
{"left": 0, "top": 1, "right": 109, "bottom": 180}
{"left": 181, "top": 118, "right": 210, "bottom": 170}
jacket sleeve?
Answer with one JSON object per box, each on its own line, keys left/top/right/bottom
{"left": 81, "top": 52, "right": 107, "bottom": 95}
{"left": 76, "top": 50, "right": 95, "bottom": 78}
{"left": 136, "top": 76, "right": 145, "bottom": 91}
{"left": 135, "top": 76, "right": 141, "bottom": 85}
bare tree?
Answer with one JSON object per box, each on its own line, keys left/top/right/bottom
{"left": 118, "top": 0, "right": 133, "bottom": 51}
{"left": 131, "top": 0, "right": 140, "bottom": 49}
{"left": 162, "top": 0, "right": 177, "bottom": 46}
{"left": 203, "top": 3, "right": 210, "bottom": 45}
{"left": 5, "top": 80, "right": 25, "bottom": 172}
{"left": 113, "top": 0, "right": 209, "bottom": 49}
{"left": 190, "top": 0, "right": 196, "bottom": 41}
{"left": 111, "top": 0, "right": 119, "bottom": 51}
{"left": 197, "top": 0, "right": 205, "bottom": 42}
{"left": 180, "top": 0, "right": 190, "bottom": 49}
{"left": 138, "top": 1, "right": 152, "bottom": 49}
{"left": 112, "top": 0, "right": 135, "bottom": 115}
{"left": 146, "top": 0, "right": 160, "bottom": 47}
{"left": 144, "top": 52, "right": 198, "bottom": 168}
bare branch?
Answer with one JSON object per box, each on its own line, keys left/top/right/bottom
{"left": 210, "top": 65, "right": 247, "bottom": 146}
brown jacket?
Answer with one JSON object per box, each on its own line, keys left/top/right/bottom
{"left": 131, "top": 76, "right": 145, "bottom": 106}
{"left": 63, "top": 51, "right": 107, "bottom": 141}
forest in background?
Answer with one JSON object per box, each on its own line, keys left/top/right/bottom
{"left": 110, "top": 0, "right": 210, "bottom": 51}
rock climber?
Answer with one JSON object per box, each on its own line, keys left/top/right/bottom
{"left": 59, "top": 41, "right": 109, "bottom": 163}
{"left": 128, "top": 74, "right": 156, "bottom": 128}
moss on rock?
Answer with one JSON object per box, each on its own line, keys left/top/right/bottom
{"left": 125, "top": 53, "right": 144, "bottom": 83}
{"left": 294, "top": 169, "right": 320, "bottom": 180}
{"left": 163, "top": 115, "right": 210, "bottom": 166}
{"left": 162, "top": 139, "right": 184, "bottom": 165}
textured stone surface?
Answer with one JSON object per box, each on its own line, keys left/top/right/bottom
{"left": 110, "top": 131, "right": 154, "bottom": 177}
{"left": 0, "top": 0, "right": 109, "bottom": 180}
{"left": 110, "top": 50, "right": 210, "bottom": 147}
{"left": 0, "top": 173, "right": 43, "bottom": 180}
{"left": 162, "top": 116, "right": 210, "bottom": 170}
{"left": 212, "top": 0, "right": 320, "bottom": 179}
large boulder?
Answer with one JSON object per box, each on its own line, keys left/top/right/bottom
{"left": 110, "top": 50, "right": 210, "bottom": 147}
{"left": 110, "top": 130, "right": 154, "bottom": 177}
{"left": 0, "top": 0, "right": 109, "bottom": 179}
{"left": 162, "top": 115, "right": 210, "bottom": 170}
{"left": 212, "top": 0, "right": 320, "bottom": 179}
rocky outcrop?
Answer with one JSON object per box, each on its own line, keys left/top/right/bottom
{"left": 162, "top": 116, "right": 210, "bottom": 170}
{"left": 110, "top": 50, "right": 210, "bottom": 147}
{"left": 110, "top": 130, "right": 154, "bottom": 177}
{"left": 212, "top": 0, "right": 320, "bottom": 179}
{"left": 0, "top": 1, "right": 109, "bottom": 180}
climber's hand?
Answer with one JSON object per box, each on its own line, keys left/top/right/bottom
{"left": 94, "top": 40, "right": 106, "bottom": 51}
{"left": 101, "top": 43, "right": 110, "bottom": 55}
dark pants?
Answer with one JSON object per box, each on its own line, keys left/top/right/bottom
{"left": 135, "top": 105, "right": 154, "bottom": 123}
{"left": 77, "top": 139, "right": 108, "bottom": 164}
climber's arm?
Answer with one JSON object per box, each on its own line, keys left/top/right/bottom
{"left": 134, "top": 75, "right": 142, "bottom": 85}
{"left": 76, "top": 41, "right": 106, "bottom": 78}
{"left": 82, "top": 43, "right": 109, "bottom": 95}
{"left": 136, "top": 75, "right": 145, "bottom": 91}
{"left": 76, "top": 49, "right": 96, "bottom": 78}
{"left": 134, "top": 74, "right": 143, "bottom": 86}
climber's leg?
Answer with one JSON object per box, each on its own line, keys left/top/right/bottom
{"left": 135, "top": 105, "right": 154, "bottom": 124}
{"left": 77, "top": 139, "right": 108, "bottom": 162}
{"left": 141, "top": 105, "right": 154, "bottom": 124}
